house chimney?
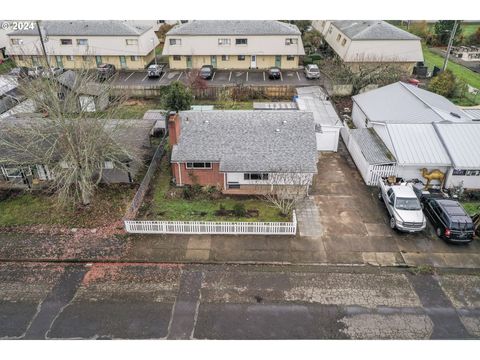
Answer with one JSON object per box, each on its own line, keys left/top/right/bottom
{"left": 168, "top": 111, "right": 181, "bottom": 146}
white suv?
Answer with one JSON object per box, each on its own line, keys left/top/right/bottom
{"left": 304, "top": 64, "right": 320, "bottom": 79}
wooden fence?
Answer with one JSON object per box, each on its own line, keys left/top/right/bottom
{"left": 124, "top": 211, "right": 297, "bottom": 235}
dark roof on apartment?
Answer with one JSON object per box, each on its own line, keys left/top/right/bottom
{"left": 332, "top": 20, "right": 420, "bottom": 40}
{"left": 171, "top": 110, "right": 317, "bottom": 173}
{"left": 167, "top": 20, "right": 301, "bottom": 36}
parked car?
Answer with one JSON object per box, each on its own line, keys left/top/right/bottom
{"left": 304, "top": 64, "right": 320, "bottom": 79}
{"left": 8, "top": 67, "right": 29, "bottom": 78}
{"left": 41, "top": 67, "right": 65, "bottom": 78}
{"left": 199, "top": 65, "right": 214, "bottom": 80}
{"left": 378, "top": 177, "right": 426, "bottom": 232}
{"left": 268, "top": 67, "right": 281, "bottom": 80}
{"left": 28, "top": 66, "right": 45, "bottom": 78}
{"left": 97, "top": 64, "right": 116, "bottom": 81}
{"left": 147, "top": 64, "right": 165, "bottom": 78}
{"left": 414, "top": 188, "right": 475, "bottom": 243}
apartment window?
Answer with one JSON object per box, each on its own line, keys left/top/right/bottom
{"left": 186, "top": 162, "right": 212, "bottom": 169}
{"left": 221, "top": 55, "right": 229, "bottom": 61}
{"left": 60, "top": 39, "right": 73, "bottom": 45}
{"left": 17, "top": 55, "right": 24, "bottom": 61}
{"left": 244, "top": 173, "right": 269, "bottom": 181}
{"left": 235, "top": 38, "right": 248, "bottom": 45}
{"left": 82, "top": 56, "right": 89, "bottom": 62}
{"left": 341, "top": 38, "right": 347, "bottom": 46}
{"left": 237, "top": 55, "right": 245, "bottom": 61}
{"left": 285, "top": 38, "right": 298, "bottom": 45}
{"left": 218, "top": 38, "right": 231, "bottom": 45}
{"left": 336, "top": 34, "right": 341, "bottom": 42}
{"left": 173, "top": 55, "right": 181, "bottom": 61}
{"left": 76, "top": 39, "right": 88, "bottom": 45}
{"left": 169, "top": 38, "right": 182, "bottom": 45}
{"left": 286, "top": 55, "right": 295, "bottom": 61}
{"left": 66, "top": 55, "right": 74, "bottom": 61}
{"left": 10, "top": 38, "right": 23, "bottom": 45}
{"left": 126, "top": 39, "right": 138, "bottom": 45}
{"left": 130, "top": 56, "right": 139, "bottom": 61}
{"left": 104, "top": 161, "right": 114, "bottom": 169}
{"left": 328, "top": 26, "right": 333, "bottom": 34}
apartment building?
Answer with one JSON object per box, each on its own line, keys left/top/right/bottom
{"left": 6, "top": 21, "right": 160, "bottom": 70}
{"left": 162, "top": 20, "right": 305, "bottom": 70}
{"left": 313, "top": 20, "right": 423, "bottom": 74}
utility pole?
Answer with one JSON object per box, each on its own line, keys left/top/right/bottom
{"left": 443, "top": 20, "right": 459, "bottom": 71}
{"left": 36, "top": 20, "right": 52, "bottom": 71}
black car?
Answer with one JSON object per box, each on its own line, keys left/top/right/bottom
{"left": 8, "top": 67, "right": 29, "bottom": 78}
{"left": 268, "top": 67, "right": 281, "bottom": 80}
{"left": 199, "top": 65, "right": 214, "bottom": 80}
{"left": 422, "top": 198, "right": 475, "bottom": 243}
{"left": 97, "top": 64, "right": 116, "bottom": 81}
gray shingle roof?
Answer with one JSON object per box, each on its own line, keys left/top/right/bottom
{"left": 434, "top": 123, "right": 480, "bottom": 168}
{"left": 353, "top": 82, "right": 471, "bottom": 124}
{"left": 57, "top": 70, "right": 104, "bottom": 96}
{"left": 167, "top": 20, "right": 301, "bottom": 36}
{"left": 10, "top": 21, "right": 151, "bottom": 36}
{"left": 171, "top": 111, "right": 317, "bottom": 173}
{"left": 350, "top": 128, "right": 395, "bottom": 165}
{"left": 332, "top": 20, "right": 420, "bottom": 40}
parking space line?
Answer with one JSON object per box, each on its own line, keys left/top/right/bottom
{"left": 177, "top": 72, "right": 183, "bottom": 81}
{"left": 124, "top": 72, "right": 135, "bottom": 82}
{"left": 212, "top": 71, "right": 216, "bottom": 81}
{"left": 159, "top": 72, "right": 166, "bottom": 82}
{"left": 280, "top": 72, "right": 283, "bottom": 81}
{"left": 228, "top": 71, "right": 232, "bottom": 82}
{"left": 263, "top": 72, "right": 266, "bottom": 81}
{"left": 141, "top": 74, "right": 148, "bottom": 82}
{"left": 296, "top": 71, "right": 301, "bottom": 81}
{"left": 246, "top": 72, "right": 248, "bottom": 82}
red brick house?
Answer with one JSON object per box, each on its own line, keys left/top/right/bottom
{"left": 168, "top": 110, "right": 318, "bottom": 195}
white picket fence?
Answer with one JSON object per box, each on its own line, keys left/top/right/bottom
{"left": 124, "top": 211, "right": 297, "bottom": 235}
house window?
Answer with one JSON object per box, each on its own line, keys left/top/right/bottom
{"left": 104, "top": 161, "right": 114, "bottom": 169}
{"left": 169, "top": 38, "right": 182, "bottom": 45}
{"left": 221, "top": 55, "right": 229, "bottom": 61}
{"left": 336, "top": 34, "right": 341, "bottom": 42}
{"left": 130, "top": 56, "right": 139, "bottom": 61}
{"left": 186, "top": 162, "right": 212, "bottom": 169}
{"left": 286, "top": 55, "right": 295, "bottom": 61}
{"left": 10, "top": 38, "right": 23, "bottom": 45}
{"left": 238, "top": 55, "right": 245, "bottom": 61}
{"left": 76, "top": 39, "right": 88, "bottom": 45}
{"left": 341, "top": 38, "right": 347, "bottom": 46}
{"left": 244, "top": 173, "right": 269, "bottom": 181}
{"left": 285, "top": 38, "right": 298, "bottom": 45}
{"left": 3, "top": 167, "right": 23, "bottom": 179}
{"left": 173, "top": 55, "right": 181, "bottom": 61}
{"left": 218, "top": 38, "right": 231, "bottom": 45}
{"left": 235, "top": 38, "right": 248, "bottom": 45}
{"left": 60, "top": 39, "right": 73, "bottom": 45}
{"left": 126, "top": 39, "right": 138, "bottom": 45}
{"left": 66, "top": 55, "right": 74, "bottom": 61}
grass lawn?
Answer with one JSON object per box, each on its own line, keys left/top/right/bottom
{"left": 143, "top": 159, "right": 287, "bottom": 222}
{"left": 0, "top": 59, "right": 15, "bottom": 74}
{"left": 462, "top": 202, "right": 480, "bottom": 216}
{"left": 93, "top": 99, "right": 164, "bottom": 119}
{"left": 191, "top": 99, "right": 254, "bottom": 110}
{"left": 0, "top": 184, "right": 136, "bottom": 228}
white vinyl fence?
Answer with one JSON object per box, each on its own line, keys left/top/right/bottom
{"left": 124, "top": 211, "right": 297, "bottom": 235}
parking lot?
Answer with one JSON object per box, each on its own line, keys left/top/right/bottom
{"left": 113, "top": 68, "right": 323, "bottom": 87}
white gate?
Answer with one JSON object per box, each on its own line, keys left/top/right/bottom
{"left": 367, "top": 164, "right": 397, "bottom": 186}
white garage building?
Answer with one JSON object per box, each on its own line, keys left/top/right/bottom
{"left": 295, "top": 86, "right": 343, "bottom": 152}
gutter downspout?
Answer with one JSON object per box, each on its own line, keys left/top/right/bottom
{"left": 177, "top": 162, "right": 182, "bottom": 186}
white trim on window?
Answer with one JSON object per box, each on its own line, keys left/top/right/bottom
{"left": 185, "top": 162, "right": 212, "bottom": 169}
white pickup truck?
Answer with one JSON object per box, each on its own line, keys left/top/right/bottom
{"left": 378, "top": 177, "right": 426, "bottom": 232}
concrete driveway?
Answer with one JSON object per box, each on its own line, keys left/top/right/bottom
{"left": 304, "top": 141, "right": 480, "bottom": 266}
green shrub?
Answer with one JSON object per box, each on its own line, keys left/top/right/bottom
{"left": 182, "top": 186, "right": 193, "bottom": 200}
{"left": 428, "top": 70, "right": 456, "bottom": 98}
{"left": 303, "top": 56, "right": 313, "bottom": 65}
{"left": 233, "top": 203, "right": 246, "bottom": 217}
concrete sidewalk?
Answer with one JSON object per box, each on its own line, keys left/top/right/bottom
{"left": 1, "top": 231, "right": 479, "bottom": 269}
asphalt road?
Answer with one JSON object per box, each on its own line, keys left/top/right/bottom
{"left": 113, "top": 69, "right": 323, "bottom": 87}
{"left": 1, "top": 262, "right": 479, "bottom": 340}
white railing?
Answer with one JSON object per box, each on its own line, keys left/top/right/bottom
{"left": 124, "top": 211, "right": 297, "bottom": 235}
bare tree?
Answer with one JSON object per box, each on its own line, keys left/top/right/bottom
{"left": 0, "top": 65, "right": 139, "bottom": 207}
{"left": 256, "top": 172, "right": 313, "bottom": 217}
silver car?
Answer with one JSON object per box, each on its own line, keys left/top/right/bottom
{"left": 304, "top": 64, "right": 320, "bottom": 79}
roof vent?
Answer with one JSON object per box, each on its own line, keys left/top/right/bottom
{"left": 275, "top": 128, "right": 280, "bottom": 132}
{"left": 450, "top": 112, "right": 461, "bottom": 118}
{"left": 282, "top": 120, "right": 287, "bottom": 125}
{"left": 204, "top": 120, "right": 209, "bottom": 124}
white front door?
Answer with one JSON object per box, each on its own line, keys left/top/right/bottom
{"left": 250, "top": 55, "right": 257, "bottom": 69}
{"left": 79, "top": 96, "right": 96, "bottom": 112}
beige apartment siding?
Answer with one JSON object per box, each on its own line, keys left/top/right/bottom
{"left": 346, "top": 61, "right": 416, "bottom": 74}
{"left": 168, "top": 55, "right": 299, "bottom": 70}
